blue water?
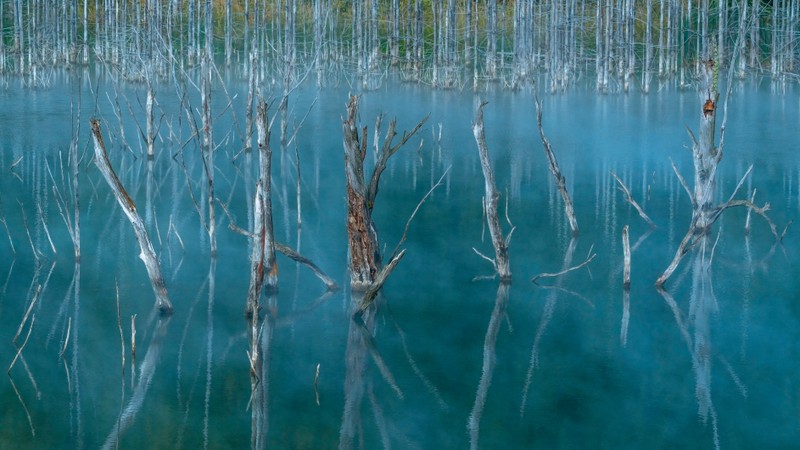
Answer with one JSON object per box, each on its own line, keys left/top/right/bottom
{"left": 0, "top": 70, "right": 799, "bottom": 449}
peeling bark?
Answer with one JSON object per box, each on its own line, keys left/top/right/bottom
{"left": 342, "top": 95, "right": 427, "bottom": 290}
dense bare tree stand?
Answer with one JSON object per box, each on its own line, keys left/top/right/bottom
{"left": 90, "top": 119, "right": 173, "bottom": 313}
{"left": 341, "top": 95, "right": 427, "bottom": 310}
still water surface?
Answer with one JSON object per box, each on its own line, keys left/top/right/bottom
{"left": 0, "top": 72, "right": 799, "bottom": 449}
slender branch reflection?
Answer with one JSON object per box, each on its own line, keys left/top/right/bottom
{"left": 468, "top": 283, "right": 509, "bottom": 450}
{"left": 521, "top": 239, "right": 577, "bottom": 415}
{"left": 101, "top": 310, "right": 172, "bottom": 450}
{"left": 203, "top": 259, "right": 216, "bottom": 449}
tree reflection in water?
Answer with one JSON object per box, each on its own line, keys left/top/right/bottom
{"left": 467, "top": 283, "right": 509, "bottom": 450}
{"left": 658, "top": 237, "right": 750, "bottom": 450}
{"left": 339, "top": 294, "right": 404, "bottom": 450}
{"left": 101, "top": 310, "right": 172, "bottom": 450}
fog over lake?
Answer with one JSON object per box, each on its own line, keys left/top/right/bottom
{"left": 0, "top": 66, "right": 798, "bottom": 449}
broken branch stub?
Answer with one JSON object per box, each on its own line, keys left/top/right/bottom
{"left": 90, "top": 119, "right": 172, "bottom": 314}
{"left": 622, "top": 225, "right": 631, "bottom": 290}
{"left": 472, "top": 101, "right": 511, "bottom": 282}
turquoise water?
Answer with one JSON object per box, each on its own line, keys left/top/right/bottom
{"left": 1, "top": 71, "right": 799, "bottom": 449}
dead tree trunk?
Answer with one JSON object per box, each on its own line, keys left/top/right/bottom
{"left": 244, "top": 47, "right": 258, "bottom": 152}
{"left": 622, "top": 225, "right": 631, "bottom": 289}
{"left": 246, "top": 100, "right": 278, "bottom": 317}
{"left": 146, "top": 83, "right": 156, "bottom": 159}
{"left": 342, "top": 95, "right": 427, "bottom": 290}
{"left": 90, "top": 119, "right": 173, "bottom": 314}
{"left": 534, "top": 91, "right": 579, "bottom": 237}
{"left": 691, "top": 59, "right": 719, "bottom": 233}
{"left": 486, "top": 0, "right": 498, "bottom": 78}
{"left": 657, "top": 58, "right": 721, "bottom": 287}
{"left": 201, "top": 57, "right": 217, "bottom": 257}
{"left": 472, "top": 101, "right": 512, "bottom": 282}
{"left": 644, "top": 0, "right": 653, "bottom": 93}
{"left": 656, "top": 53, "right": 778, "bottom": 286}
{"left": 343, "top": 97, "right": 379, "bottom": 289}
{"left": 225, "top": 0, "right": 232, "bottom": 67}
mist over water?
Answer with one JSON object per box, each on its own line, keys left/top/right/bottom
{"left": 1, "top": 71, "right": 799, "bottom": 449}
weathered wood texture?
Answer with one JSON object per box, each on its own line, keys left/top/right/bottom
{"left": 342, "top": 95, "right": 427, "bottom": 290}
{"left": 692, "top": 60, "right": 720, "bottom": 232}
{"left": 656, "top": 55, "right": 779, "bottom": 287}
{"left": 534, "top": 92, "right": 579, "bottom": 237}
{"left": 246, "top": 100, "right": 278, "bottom": 317}
{"left": 472, "top": 101, "right": 511, "bottom": 282}
{"left": 622, "top": 225, "right": 631, "bottom": 289}
{"left": 90, "top": 119, "right": 172, "bottom": 313}
{"left": 343, "top": 96, "right": 380, "bottom": 289}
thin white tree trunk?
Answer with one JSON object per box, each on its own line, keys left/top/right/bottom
{"left": 472, "top": 101, "right": 511, "bottom": 282}
{"left": 90, "top": 119, "right": 173, "bottom": 313}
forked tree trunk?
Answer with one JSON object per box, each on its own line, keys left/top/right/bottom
{"left": 655, "top": 57, "right": 719, "bottom": 287}
{"left": 343, "top": 97, "right": 381, "bottom": 289}
{"left": 342, "top": 95, "right": 427, "bottom": 290}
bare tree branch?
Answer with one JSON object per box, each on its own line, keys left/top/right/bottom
{"left": 611, "top": 172, "right": 656, "bottom": 228}
{"left": 534, "top": 90, "right": 579, "bottom": 237}
{"left": 532, "top": 247, "right": 596, "bottom": 284}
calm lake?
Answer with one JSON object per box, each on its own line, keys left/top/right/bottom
{"left": 1, "top": 70, "right": 799, "bottom": 449}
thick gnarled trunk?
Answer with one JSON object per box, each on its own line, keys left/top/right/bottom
{"left": 342, "top": 95, "right": 426, "bottom": 293}
{"left": 342, "top": 96, "right": 380, "bottom": 289}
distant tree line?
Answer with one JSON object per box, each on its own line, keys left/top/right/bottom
{"left": 0, "top": 0, "right": 797, "bottom": 90}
